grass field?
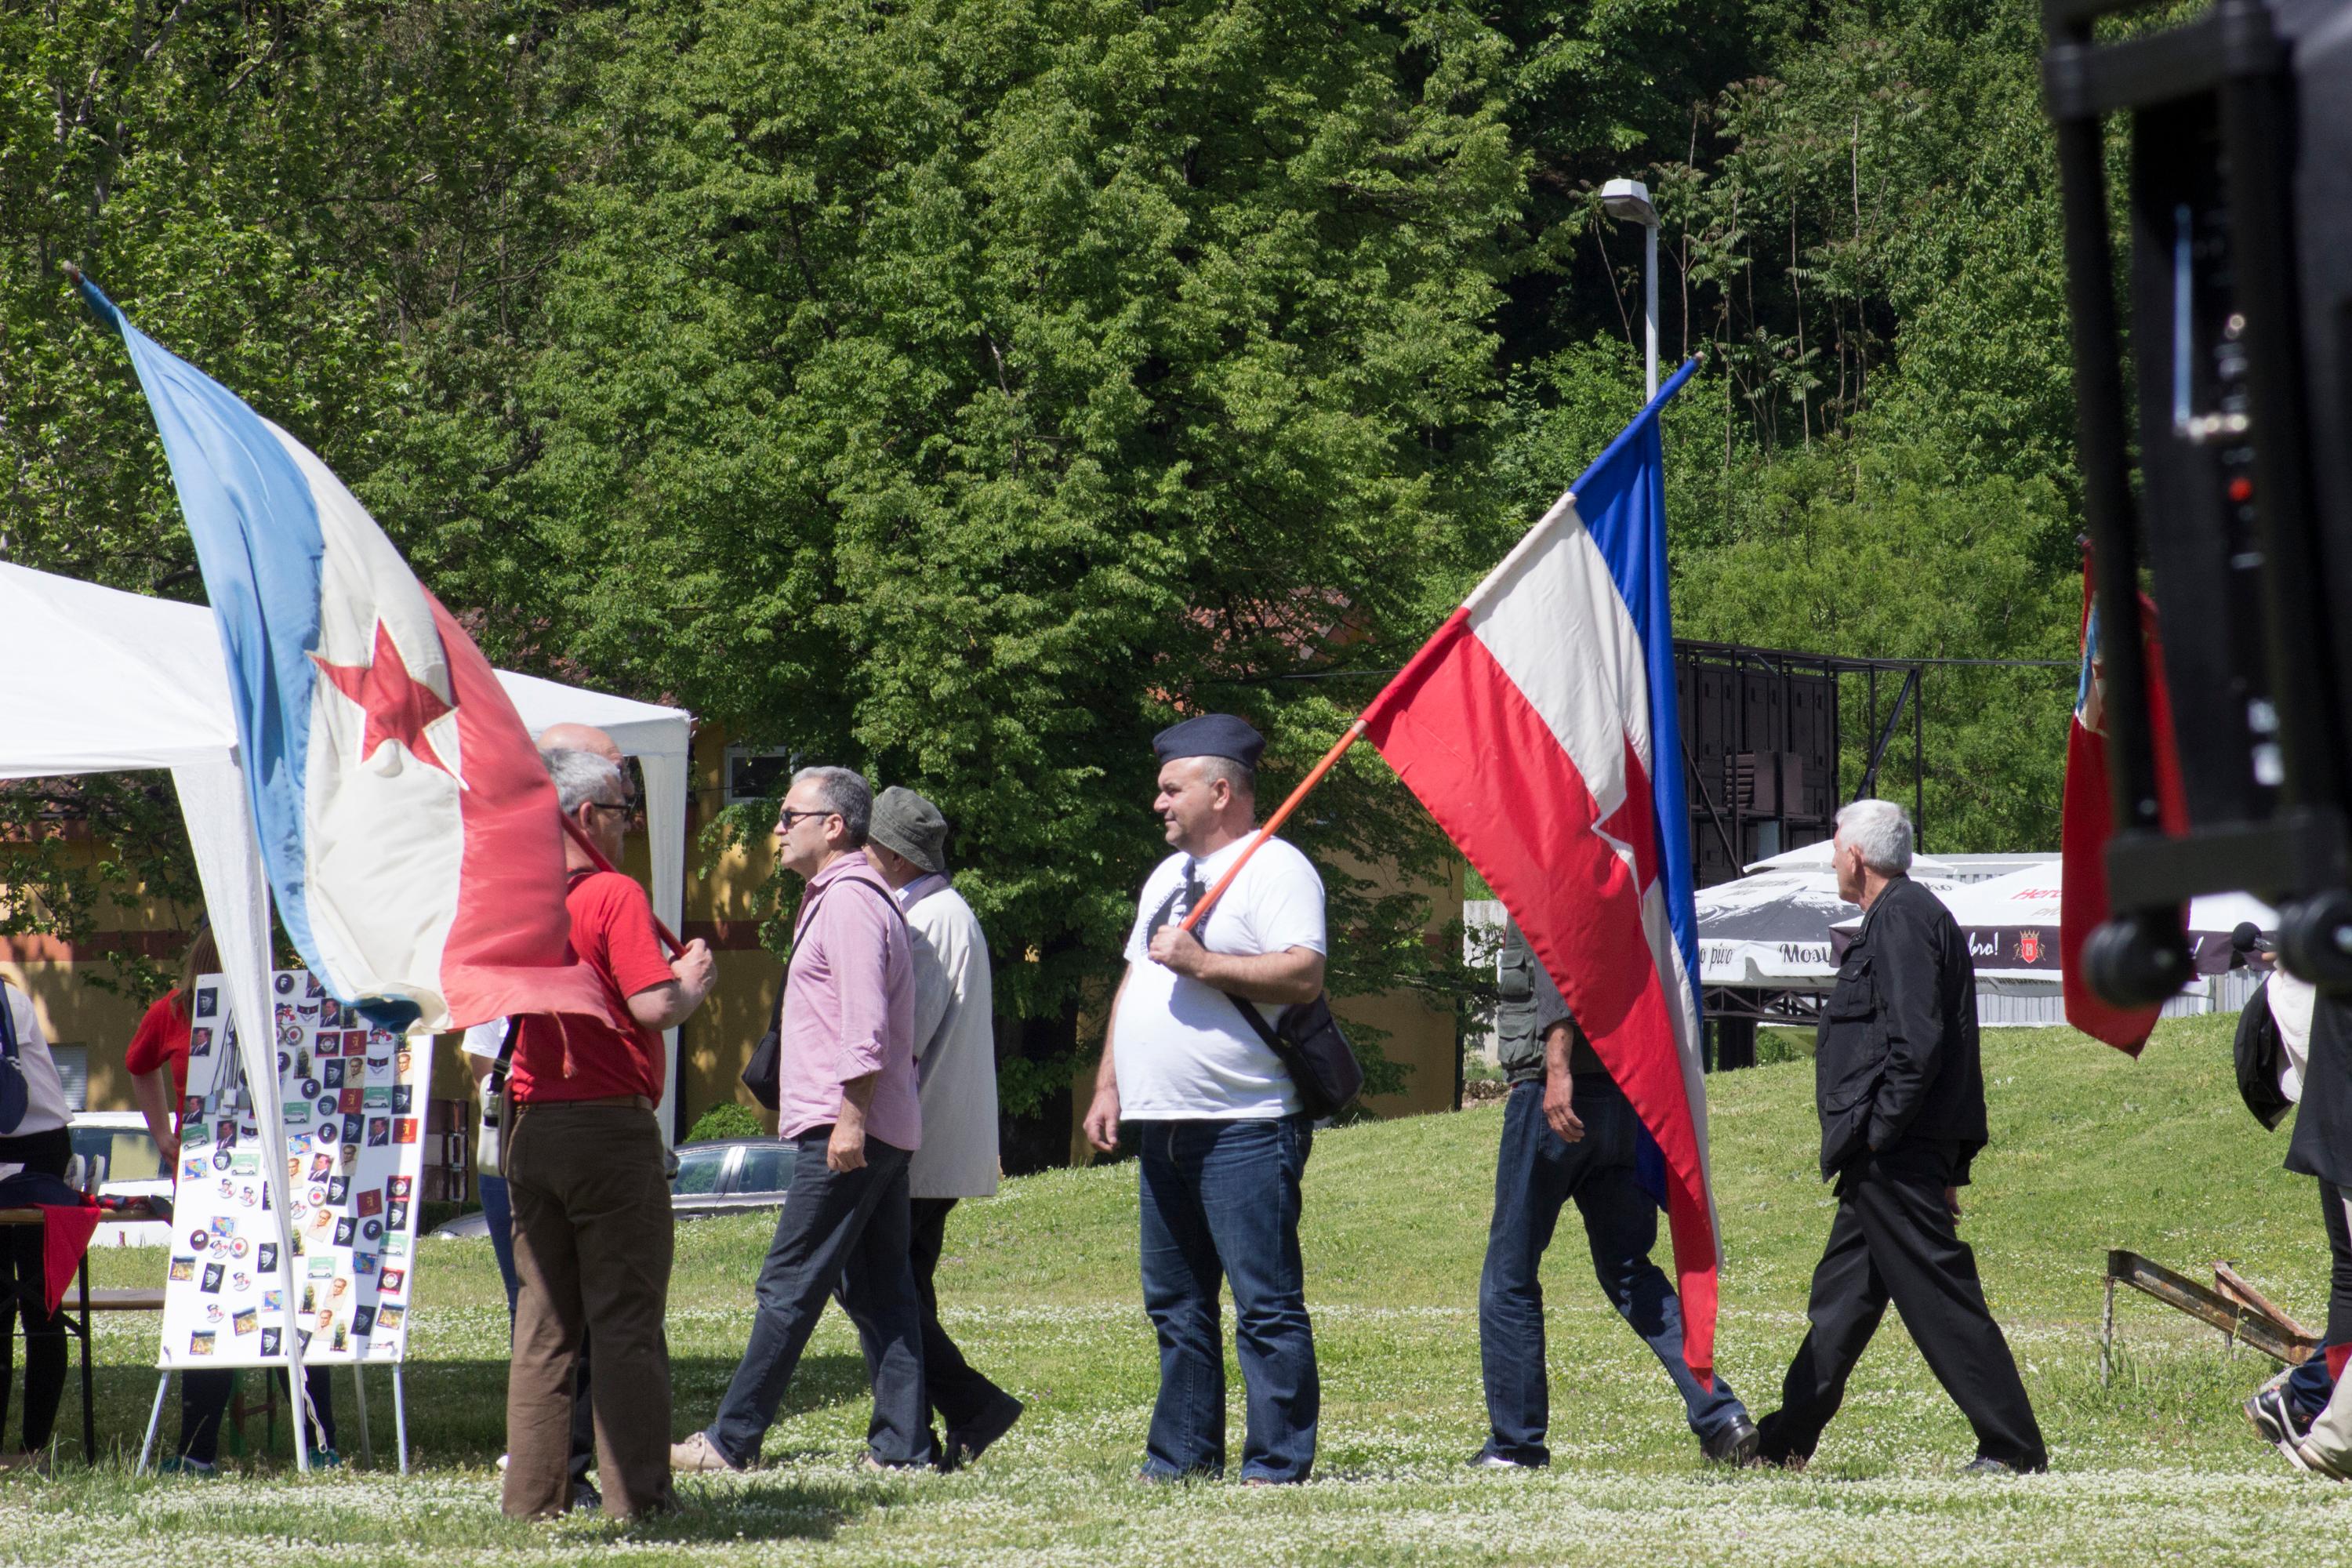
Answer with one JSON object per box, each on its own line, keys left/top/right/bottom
{"left": 7, "top": 1014, "right": 2352, "bottom": 1565}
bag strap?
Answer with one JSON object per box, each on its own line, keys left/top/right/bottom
{"left": 486, "top": 1016, "right": 522, "bottom": 1099}
{"left": 0, "top": 983, "right": 16, "bottom": 1063}
{"left": 1177, "top": 862, "right": 1290, "bottom": 1052}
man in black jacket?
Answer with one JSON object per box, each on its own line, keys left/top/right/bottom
{"left": 1753, "top": 800, "right": 2046, "bottom": 1474}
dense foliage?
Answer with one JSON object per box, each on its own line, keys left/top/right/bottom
{"left": 1, "top": 0, "right": 2087, "bottom": 1121}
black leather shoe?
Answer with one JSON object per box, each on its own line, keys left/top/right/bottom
{"left": 1962, "top": 1454, "right": 2046, "bottom": 1476}
{"left": 1701, "top": 1414, "right": 1761, "bottom": 1467}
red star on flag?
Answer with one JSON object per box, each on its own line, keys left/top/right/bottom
{"left": 311, "top": 621, "right": 460, "bottom": 781}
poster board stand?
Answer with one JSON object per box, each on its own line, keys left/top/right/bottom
{"left": 136, "top": 969, "right": 431, "bottom": 1473}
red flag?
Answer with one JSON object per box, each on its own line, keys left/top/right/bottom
{"left": 2060, "top": 552, "right": 2186, "bottom": 1053}
{"left": 1360, "top": 367, "right": 1720, "bottom": 1381}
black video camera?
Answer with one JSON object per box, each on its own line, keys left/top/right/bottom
{"left": 2045, "top": 0, "right": 2352, "bottom": 999}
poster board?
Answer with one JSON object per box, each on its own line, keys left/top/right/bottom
{"left": 158, "top": 969, "right": 426, "bottom": 1368}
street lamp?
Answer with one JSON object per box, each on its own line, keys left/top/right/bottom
{"left": 1600, "top": 176, "right": 1659, "bottom": 401}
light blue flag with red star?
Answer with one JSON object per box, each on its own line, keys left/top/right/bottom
{"left": 74, "top": 273, "right": 615, "bottom": 1033}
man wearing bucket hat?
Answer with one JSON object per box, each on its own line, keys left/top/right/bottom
{"left": 862, "top": 787, "right": 1023, "bottom": 1468}
{"left": 1082, "top": 713, "right": 1329, "bottom": 1485}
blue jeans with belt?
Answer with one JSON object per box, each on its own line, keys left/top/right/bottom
{"left": 1134, "top": 1114, "right": 1318, "bottom": 1483}
{"left": 1479, "top": 1077, "right": 1745, "bottom": 1464}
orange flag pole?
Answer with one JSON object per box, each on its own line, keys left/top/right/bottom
{"left": 1179, "top": 719, "right": 1367, "bottom": 934}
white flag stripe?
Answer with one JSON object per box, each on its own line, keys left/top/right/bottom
{"left": 1464, "top": 497, "right": 1655, "bottom": 840}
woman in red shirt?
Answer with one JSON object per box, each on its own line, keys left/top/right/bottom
{"left": 126, "top": 923, "right": 339, "bottom": 1473}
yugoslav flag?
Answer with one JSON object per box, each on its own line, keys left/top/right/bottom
{"left": 74, "top": 274, "right": 616, "bottom": 1033}
{"left": 2060, "top": 549, "right": 2186, "bottom": 1054}
{"left": 1361, "top": 359, "right": 1719, "bottom": 1378}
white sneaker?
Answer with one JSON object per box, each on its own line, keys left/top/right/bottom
{"left": 670, "top": 1432, "right": 744, "bottom": 1474}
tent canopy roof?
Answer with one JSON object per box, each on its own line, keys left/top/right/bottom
{"left": 0, "top": 561, "right": 688, "bottom": 777}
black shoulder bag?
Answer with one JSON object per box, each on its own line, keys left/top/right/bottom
{"left": 1185, "top": 873, "right": 1363, "bottom": 1120}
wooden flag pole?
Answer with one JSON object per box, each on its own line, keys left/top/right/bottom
{"left": 1178, "top": 720, "right": 1367, "bottom": 934}
{"left": 559, "top": 813, "right": 687, "bottom": 956}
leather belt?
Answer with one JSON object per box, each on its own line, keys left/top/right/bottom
{"left": 514, "top": 1094, "right": 654, "bottom": 1112}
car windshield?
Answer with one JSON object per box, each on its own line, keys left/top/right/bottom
{"left": 71, "top": 1126, "right": 164, "bottom": 1183}
{"left": 673, "top": 1147, "right": 728, "bottom": 1196}
{"left": 734, "top": 1143, "right": 791, "bottom": 1195}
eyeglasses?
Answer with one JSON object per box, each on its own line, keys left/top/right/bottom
{"left": 776, "top": 808, "right": 837, "bottom": 830}
{"left": 587, "top": 796, "right": 641, "bottom": 819}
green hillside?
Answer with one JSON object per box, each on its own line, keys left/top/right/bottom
{"left": 10, "top": 1017, "right": 2352, "bottom": 1563}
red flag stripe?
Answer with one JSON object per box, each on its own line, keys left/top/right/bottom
{"left": 1364, "top": 611, "right": 1719, "bottom": 1377}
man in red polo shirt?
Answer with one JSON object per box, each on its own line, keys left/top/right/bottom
{"left": 501, "top": 741, "right": 713, "bottom": 1521}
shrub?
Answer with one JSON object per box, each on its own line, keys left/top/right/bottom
{"left": 685, "top": 1102, "right": 768, "bottom": 1144}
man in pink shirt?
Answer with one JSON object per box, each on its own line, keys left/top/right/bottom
{"left": 672, "top": 765, "right": 932, "bottom": 1474}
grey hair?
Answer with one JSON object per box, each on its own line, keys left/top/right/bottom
{"left": 1835, "top": 798, "right": 1914, "bottom": 875}
{"left": 543, "top": 747, "right": 626, "bottom": 815}
{"left": 1196, "top": 755, "right": 1256, "bottom": 801}
{"left": 792, "top": 765, "right": 873, "bottom": 846}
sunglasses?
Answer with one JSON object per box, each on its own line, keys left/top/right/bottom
{"left": 776, "top": 808, "right": 839, "bottom": 829}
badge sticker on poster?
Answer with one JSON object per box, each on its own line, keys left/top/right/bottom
{"left": 285, "top": 1102, "right": 311, "bottom": 1126}
{"left": 363, "top": 1087, "right": 390, "bottom": 1110}
{"left": 356, "top": 1190, "right": 383, "bottom": 1218}
{"left": 189, "top": 1331, "right": 215, "bottom": 1356}
{"left": 169, "top": 1258, "right": 196, "bottom": 1283}
{"left": 388, "top": 1176, "right": 412, "bottom": 1200}
{"left": 194, "top": 987, "right": 218, "bottom": 1018}
{"left": 191, "top": 1027, "right": 213, "bottom": 1058}
{"left": 233, "top": 1308, "right": 257, "bottom": 1336}
{"left": 323, "top": 1060, "right": 346, "bottom": 1090}
{"left": 394, "top": 1118, "right": 418, "bottom": 1145}
{"left": 333, "top": 1217, "right": 356, "bottom": 1247}
{"left": 387, "top": 1201, "right": 409, "bottom": 1230}
{"left": 260, "top": 1328, "right": 281, "bottom": 1356}
{"left": 342, "top": 1113, "right": 363, "bottom": 1144}
{"left": 367, "top": 1118, "right": 389, "bottom": 1148}
{"left": 257, "top": 1243, "right": 278, "bottom": 1272}
{"left": 340, "top": 1087, "right": 365, "bottom": 1115}
{"left": 354, "top": 1250, "right": 378, "bottom": 1276}
{"left": 200, "top": 1264, "right": 223, "bottom": 1294}
{"left": 376, "top": 1306, "right": 404, "bottom": 1332}
{"left": 327, "top": 1177, "right": 349, "bottom": 1205}
{"left": 263, "top": 1290, "right": 281, "bottom": 1312}
{"left": 352, "top": 1305, "right": 376, "bottom": 1336}
{"left": 380, "top": 1268, "right": 405, "bottom": 1296}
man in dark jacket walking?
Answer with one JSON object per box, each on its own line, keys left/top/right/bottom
{"left": 1754, "top": 800, "right": 2046, "bottom": 1474}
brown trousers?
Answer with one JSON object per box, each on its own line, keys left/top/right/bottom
{"left": 502, "top": 1100, "right": 675, "bottom": 1519}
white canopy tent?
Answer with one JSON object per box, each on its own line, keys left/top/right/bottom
{"left": 0, "top": 563, "right": 694, "bottom": 1119}
{"left": 0, "top": 562, "right": 693, "bottom": 1451}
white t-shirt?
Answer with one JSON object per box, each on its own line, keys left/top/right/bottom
{"left": 1, "top": 982, "right": 70, "bottom": 1156}
{"left": 1109, "top": 833, "right": 1326, "bottom": 1120}
{"left": 460, "top": 1019, "right": 514, "bottom": 1062}
{"left": 2271, "top": 971, "right": 2317, "bottom": 1102}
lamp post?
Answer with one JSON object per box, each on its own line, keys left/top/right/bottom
{"left": 1600, "top": 177, "right": 1660, "bottom": 401}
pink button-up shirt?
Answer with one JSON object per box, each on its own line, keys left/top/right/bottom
{"left": 776, "top": 854, "right": 920, "bottom": 1149}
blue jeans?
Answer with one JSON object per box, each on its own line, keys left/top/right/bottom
{"left": 1479, "top": 1078, "right": 1745, "bottom": 1464}
{"left": 706, "top": 1131, "right": 931, "bottom": 1468}
{"left": 1134, "top": 1115, "right": 1318, "bottom": 1483}
{"left": 480, "top": 1172, "right": 522, "bottom": 1319}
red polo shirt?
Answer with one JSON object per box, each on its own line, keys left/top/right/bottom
{"left": 507, "top": 871, "right": 674, "bottom": 1104}
{"left": 125, "top": 989, "right": 194, "bottom": 1103}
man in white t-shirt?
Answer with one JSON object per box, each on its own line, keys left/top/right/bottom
{"left": 1083, "top": 713, "right": 1327, "bottom": 1485}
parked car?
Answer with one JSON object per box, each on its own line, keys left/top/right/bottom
{"left": 66, "top": 1111, "right": 176, "bottom": 1247}
{"left": 428, "top": 1137, "right": 791, "bottom": 1240}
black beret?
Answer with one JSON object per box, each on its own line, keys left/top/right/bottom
{"left": 1152, "top": 713, "right": 1265, "bottom": 771}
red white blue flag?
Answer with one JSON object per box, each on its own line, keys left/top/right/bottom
{"left": 1361, "top": 360, "right": 1719, "bottom": 1378}
{"left": 75, "top": 274, "right": 615, "bottom": 1033}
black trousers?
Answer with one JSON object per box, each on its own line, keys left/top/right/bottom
{"left": 907, "top": 1198, "right": 1008, "bottom": 1434}
{"left": 0, "top": 1127, "right": 71, "bottom": 1453}
{"left": 179, "top": 1367, "right": 338, "bottom": 1465}
{"left": 1758, "top": 1141, "right": 2045, "bottom": 1468}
